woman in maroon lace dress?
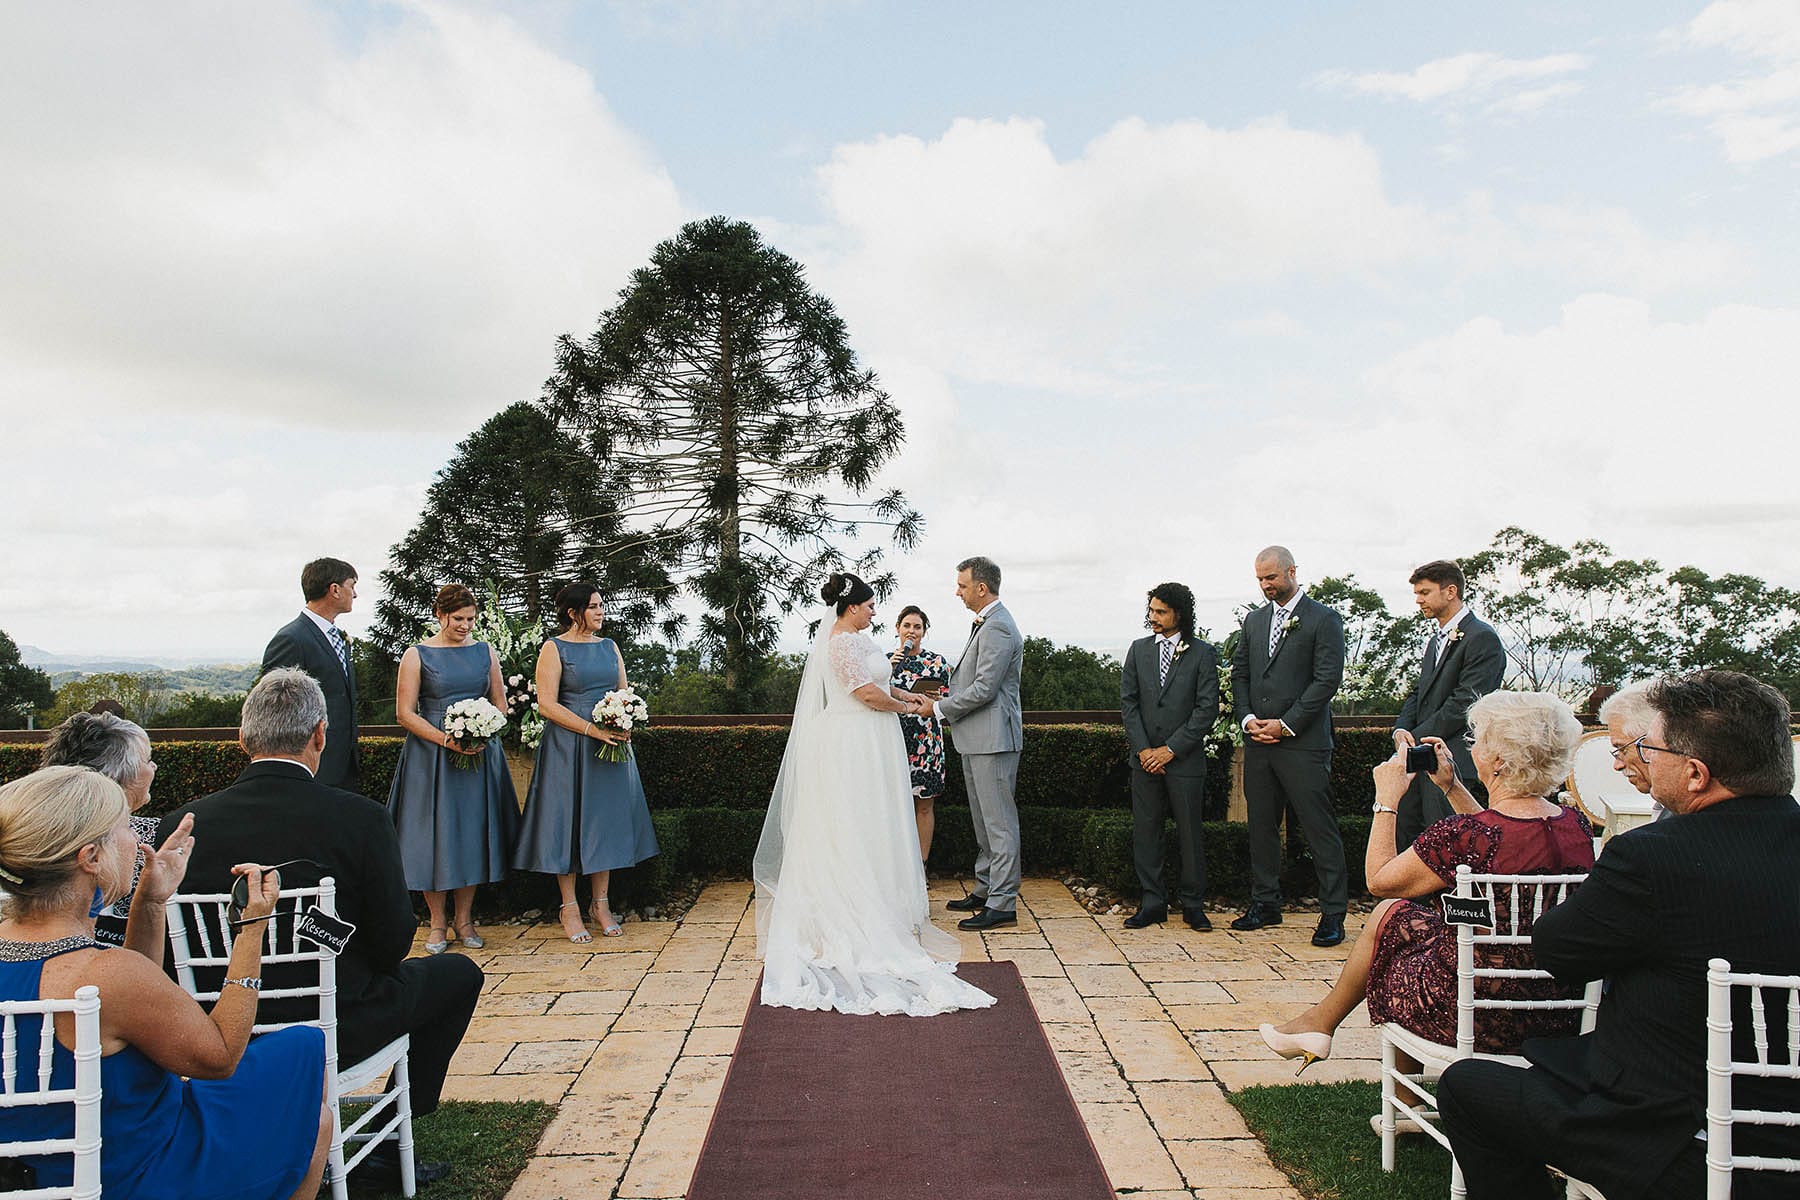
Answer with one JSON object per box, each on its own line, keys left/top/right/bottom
{"left": 1258, "top": 690, "right": 1594, "bottom": 1069}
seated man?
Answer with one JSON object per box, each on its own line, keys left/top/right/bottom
{"left": 164, "top": 668, "right": 481, "bottom": 1187}
{"left": 1438, "top": 669, "right": 1800, "bottom": 1200}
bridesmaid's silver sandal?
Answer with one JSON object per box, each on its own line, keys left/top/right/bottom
{"left": 457, "top": 921, "right": 485, "bottom": 950}
{"left": 591, "top": 898, "right": 624, "bottom": 937}
{"left": 560, "top": 901, "right": 593, "bottom": 944}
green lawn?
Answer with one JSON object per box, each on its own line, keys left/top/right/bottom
{"left": 350, "top": 1101, "right": 556, "bottom": 1200}
{"left": 1229, "top": 1081, "right": 1452, "bottom": 1200}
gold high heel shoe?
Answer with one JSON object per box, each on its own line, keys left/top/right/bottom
{"left": 1258, "top": 1023, "right": 1332, "bottom": 1075}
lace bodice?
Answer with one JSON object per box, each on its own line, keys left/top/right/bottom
{"left": 827, "top": 631, "right": 892, "bottom": 700}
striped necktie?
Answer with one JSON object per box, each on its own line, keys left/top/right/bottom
{"left": 1158, "top": 639, "right": 1174, "bottom": 686}
{"left": 1268, "top": 607, "right": 1289, "bottom": 657}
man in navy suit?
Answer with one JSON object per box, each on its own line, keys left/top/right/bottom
{"left": 1229, "top": 546, "right": 1349, "bottom": 947}
{"left": 262, "top": 557, "right": 361, "bottom": 792}
{"left": 1390, "top": 559, "right": 1506, "bottom": 848}
{"left": 1439, "top": 670, "right": 1800, "bottom": 1199}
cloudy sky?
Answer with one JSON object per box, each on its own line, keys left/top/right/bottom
{"left": 2, "top": 0, "right": 1795, "bottom": 664}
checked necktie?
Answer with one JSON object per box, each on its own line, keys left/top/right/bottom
{"left": 1268, "top": 606, "right": 1289, "bottom": 657}
{"left": 1158, "top": 638, "right": 1174, "bottom": 686}
{"left": 329, "top": 625, "right": 352, "bottom": 681}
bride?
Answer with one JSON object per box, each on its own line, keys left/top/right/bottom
{"left": 753, "top": 572, "right": 996, "bottom": 1016}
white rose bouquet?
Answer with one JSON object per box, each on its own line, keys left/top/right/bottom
{"left": 590, "top": 687, "right": 649, "bottom": 763}
{"left": 442, "top": 697, "right": 507, "bottom": 769}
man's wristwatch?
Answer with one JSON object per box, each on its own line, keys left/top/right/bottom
{"left": 1371, "top": 803, "right": 1399, "bottom": 816}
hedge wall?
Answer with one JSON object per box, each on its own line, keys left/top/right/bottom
{"left": 1, "top": 726, "right": 1399, "bottom": 912}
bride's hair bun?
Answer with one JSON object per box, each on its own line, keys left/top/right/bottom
{"left": 821, "top": 573, "right": 848, "bottom": 605}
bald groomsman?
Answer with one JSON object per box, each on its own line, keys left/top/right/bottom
{"left": 1229, "top": 546, "right": 1349, "bottom": 948}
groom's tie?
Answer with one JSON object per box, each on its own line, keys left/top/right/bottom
{"left": 1158, "top": 639, "right": 1173, "bottom": 686}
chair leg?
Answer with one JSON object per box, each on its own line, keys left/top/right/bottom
{"left": 393, "top": 1055, "right": 417, "bottom": 1199}
{"left": 1380, "top": 1035, "right": 1397, "bottom": 1172}
{"left": 326, "top": 1099, "right": 350, "bottom": 1200}
{"left": 1451, "top": 1155, "right": 1466, "bottom": 1200}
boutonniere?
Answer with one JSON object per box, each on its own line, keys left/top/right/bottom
{"left": 1283, "top": 616, "right": 1299, "bottom": 633}
{"left": 1446, "top": 628, "right": 1465, "bottom": 644}
{"left": 1171, "top": 639, "right": 1190, "bottom": 660}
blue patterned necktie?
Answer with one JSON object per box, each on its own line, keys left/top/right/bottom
{"left": 1268, "top": 606, "right": 1289, "bottom": 657}
{"left": 1158, "top": 638, "right": 1173, "bottom": 686}
{"left": 1430, "top": 628, "right": 1446, "bottom": 664}
{"left": 329, "top": 625, "right": 352, "bottom": 680}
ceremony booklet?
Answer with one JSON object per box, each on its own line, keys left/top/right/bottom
{"left": 903, "top": 676, "right": 949, "bottom": 697}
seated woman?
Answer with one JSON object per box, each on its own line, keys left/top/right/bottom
{"left": 1259, "top": 690, "right": 1595, "bottom": 1075}
{"left": 38, "top": 711, "right": 162, "bottom": 945}
{"left": 0, "top": 767, "right": 331, "bottom": 1200}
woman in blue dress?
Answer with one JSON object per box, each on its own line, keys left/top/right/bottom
{"left": 0, "top": 766, "right": 331, "bottom": 1200}
{"left": 389, "top": 583, "right": 519, "bottom": 953}
{"left": 513, "top": 582, "right": 658, "bottom": 943}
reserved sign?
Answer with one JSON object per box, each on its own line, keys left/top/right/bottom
{"left": 1440, "top": 893, "right": 1496, "bottom": 928}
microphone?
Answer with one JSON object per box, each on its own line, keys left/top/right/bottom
{"left": 902, "top": 637, "right": 917, "bottom": 654}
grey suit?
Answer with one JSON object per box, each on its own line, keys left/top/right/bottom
{"left": 937, "top": 602, "right": 1024, "bottom": 913}
{"left": 263, "top": 613, "right": 361, "bottom": 792}
{"left": 1392, "top": 611, "right": 1505, "bottom": 847}
{"left": 1121, "top": 633, "right": 1219, "bottom": 910}
{"left": 1230, "top": 593, "right": 1348, "bottom": 915}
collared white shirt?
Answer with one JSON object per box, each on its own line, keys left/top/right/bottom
{"left": 301, "top": 608, "right": 339, "bottom": 639}
{"left": 974, "top": 598, "right": 1001, "bottom": 622}
{"left": 253, "top": 756, "right": 316, "bottom": 777}
{"left": 1155, "top": 631, "right": 1181, "bottom": 683}
{"left": 1432, "top": 605, "right": 1472, "bottom": 663}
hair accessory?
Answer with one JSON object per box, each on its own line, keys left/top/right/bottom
{"left": 0, "top": 863, "right": 22, "bottom": 886}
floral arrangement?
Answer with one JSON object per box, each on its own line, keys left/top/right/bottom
{"left": 503, "top": 671, "right": 544, "bottom": 749}
{"left": 591, "top": 687, "right": 650, "bottom": 763}
{"left": 467, "top": 584, "right": 549, "bottom": 749}
{"left": 442, "top": 697, "right": 507, "bottom": 769}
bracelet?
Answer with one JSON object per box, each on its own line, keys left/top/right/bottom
{"left": 222, "top": 976, "right": 262, "bottom": 992}
{"left": 1371, "top": 803, "right": 1399, "bottom": 816}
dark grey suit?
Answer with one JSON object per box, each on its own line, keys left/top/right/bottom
{"left": 263, "top": 613, "right": 361, "bottom": 792}
{"left": 1120, "top": 633, "right": 1219, "bottom": 910}
{"left": 1392, "top": 611, "right": 1505, "bottom": 847}
{"left": 1230, "top": 593, "right": 1348, "bottom": 916}
{"left": 1439, "top": 794, "right": 1800, "bottom": 1199}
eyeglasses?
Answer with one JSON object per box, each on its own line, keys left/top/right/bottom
{"left": 1619, "top": 734, "right": 1682, "bottom": 764}
{"left": 1460, "top": 730, "right": 1478, "bottom": 748}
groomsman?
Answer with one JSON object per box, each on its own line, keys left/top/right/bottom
{"left": 262, "top": 556, "right": 362, "bottom": 792}
{"left": 1391, "top": 559, "right": 1506, "bottom": 848}
{"left": 1119, "top": 583, "right": 1219, "bottom": 930}
{"left": 926, "top": 556, "right": 1025, "bottom": 931}
{"left": 1230, "top": 546, "right": 1349, "bottom": 948}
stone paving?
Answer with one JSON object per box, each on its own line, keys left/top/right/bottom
{"left": 427, "top": 879, "right": 1377, "bottom": 1199}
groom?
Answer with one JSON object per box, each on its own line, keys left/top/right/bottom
{"left": 921, "top": 556, "right": 1024, "bottom": 931}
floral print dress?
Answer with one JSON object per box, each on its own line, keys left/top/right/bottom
{"left": 889, "top": 647, "right": 949, "bottom": 801}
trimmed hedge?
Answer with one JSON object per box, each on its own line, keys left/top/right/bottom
{"left": 1, "top": 727, "right": 1399, "bottom": 912}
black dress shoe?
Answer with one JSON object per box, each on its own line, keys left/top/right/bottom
{"left": 1182, "top": 907, "right": 1213, "bottom": 932}
{"left": 1122, "top": 905, "right": 1168, "bottom": 929}
{"left": 351, "top": 1146, "right": 453, "bottom": 1188}
{"left": 1312, "top": 913, "right": 1346, "bottom": 948}
{"left": 958, "top": 907, "right": 1018, "bottom": 931}
{"left": 1229, "top": 902, "right": 1283, "bottom": 932}
{"left": 946, "top": 893, "right": 989, "bottom": 913}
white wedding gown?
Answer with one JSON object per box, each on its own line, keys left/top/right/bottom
{"left": 754, "top": 627, "right": 996, "bottom": 1016}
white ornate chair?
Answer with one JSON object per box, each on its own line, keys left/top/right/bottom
{"left": 167, "top": 877, "right": 417, "bottom": 1200}
{"left": 1704, "top": 957, "right": 1800, "bottom": 1198}
{"left": 1378, "top": 867, "right": 1601, "bottom": 1200}
{"left": 0, "top": 985, "right": 102, "bottom": 1199}
{"left": 1564, "top": 729, "right": 1657, "bottom": 843}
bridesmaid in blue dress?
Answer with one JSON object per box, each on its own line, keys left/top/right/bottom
{"left": 389, "top": 583, "right": 518, "bottom": 954}
{"left": 0, "top": 767, "right": 331, "bottom": 1200}
{"left": 513, "top": 582, "right": 658, "bottom": 943}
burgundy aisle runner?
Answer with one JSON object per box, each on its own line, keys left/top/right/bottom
{"left": 687, "top": 961, "right": 1114, "bottom": 1200}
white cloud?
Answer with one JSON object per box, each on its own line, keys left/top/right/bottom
{"left": 0, "top": 0, "right": 686, "bottom": 431}
{"left": 1317, "top": 51, "right": 1589, "bottom": 112}
{"left": 1662, "top": 0, "right": 1800, "bottom": 162}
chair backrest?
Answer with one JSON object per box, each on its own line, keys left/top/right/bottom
{"left": 1706, "top": 957, "right": 1800, "bottom": 1199}
{"left": 1563, "top": 730, "right": 1619, "bottom": 829}
{"left": 0, "top": 985, "right": 102, "bottom": 1200}
{"left": 166, "top": 878, "right": 342, "bottom": 1073}
{"left": 1452, "top": 867, "right": 1598, "bottom": 1057}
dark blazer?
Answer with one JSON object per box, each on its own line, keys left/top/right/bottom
{"left": 263, "top": 613, "right": 360, "bottom": 790}
{"left": 1525, "top": 794, "right": 1800, "bottom": 1197}
{"left": 164, "top": 761, "right": 420, "bottom": 1063}
{"left": 1393, "top": 611, "right": 1505, "bottom": 780}
{"left": 1230, "top": 594, "right": 1345, "bottom": 752}
{"left": 1120, "top": 634, "right": 1219, "bottom": 778}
